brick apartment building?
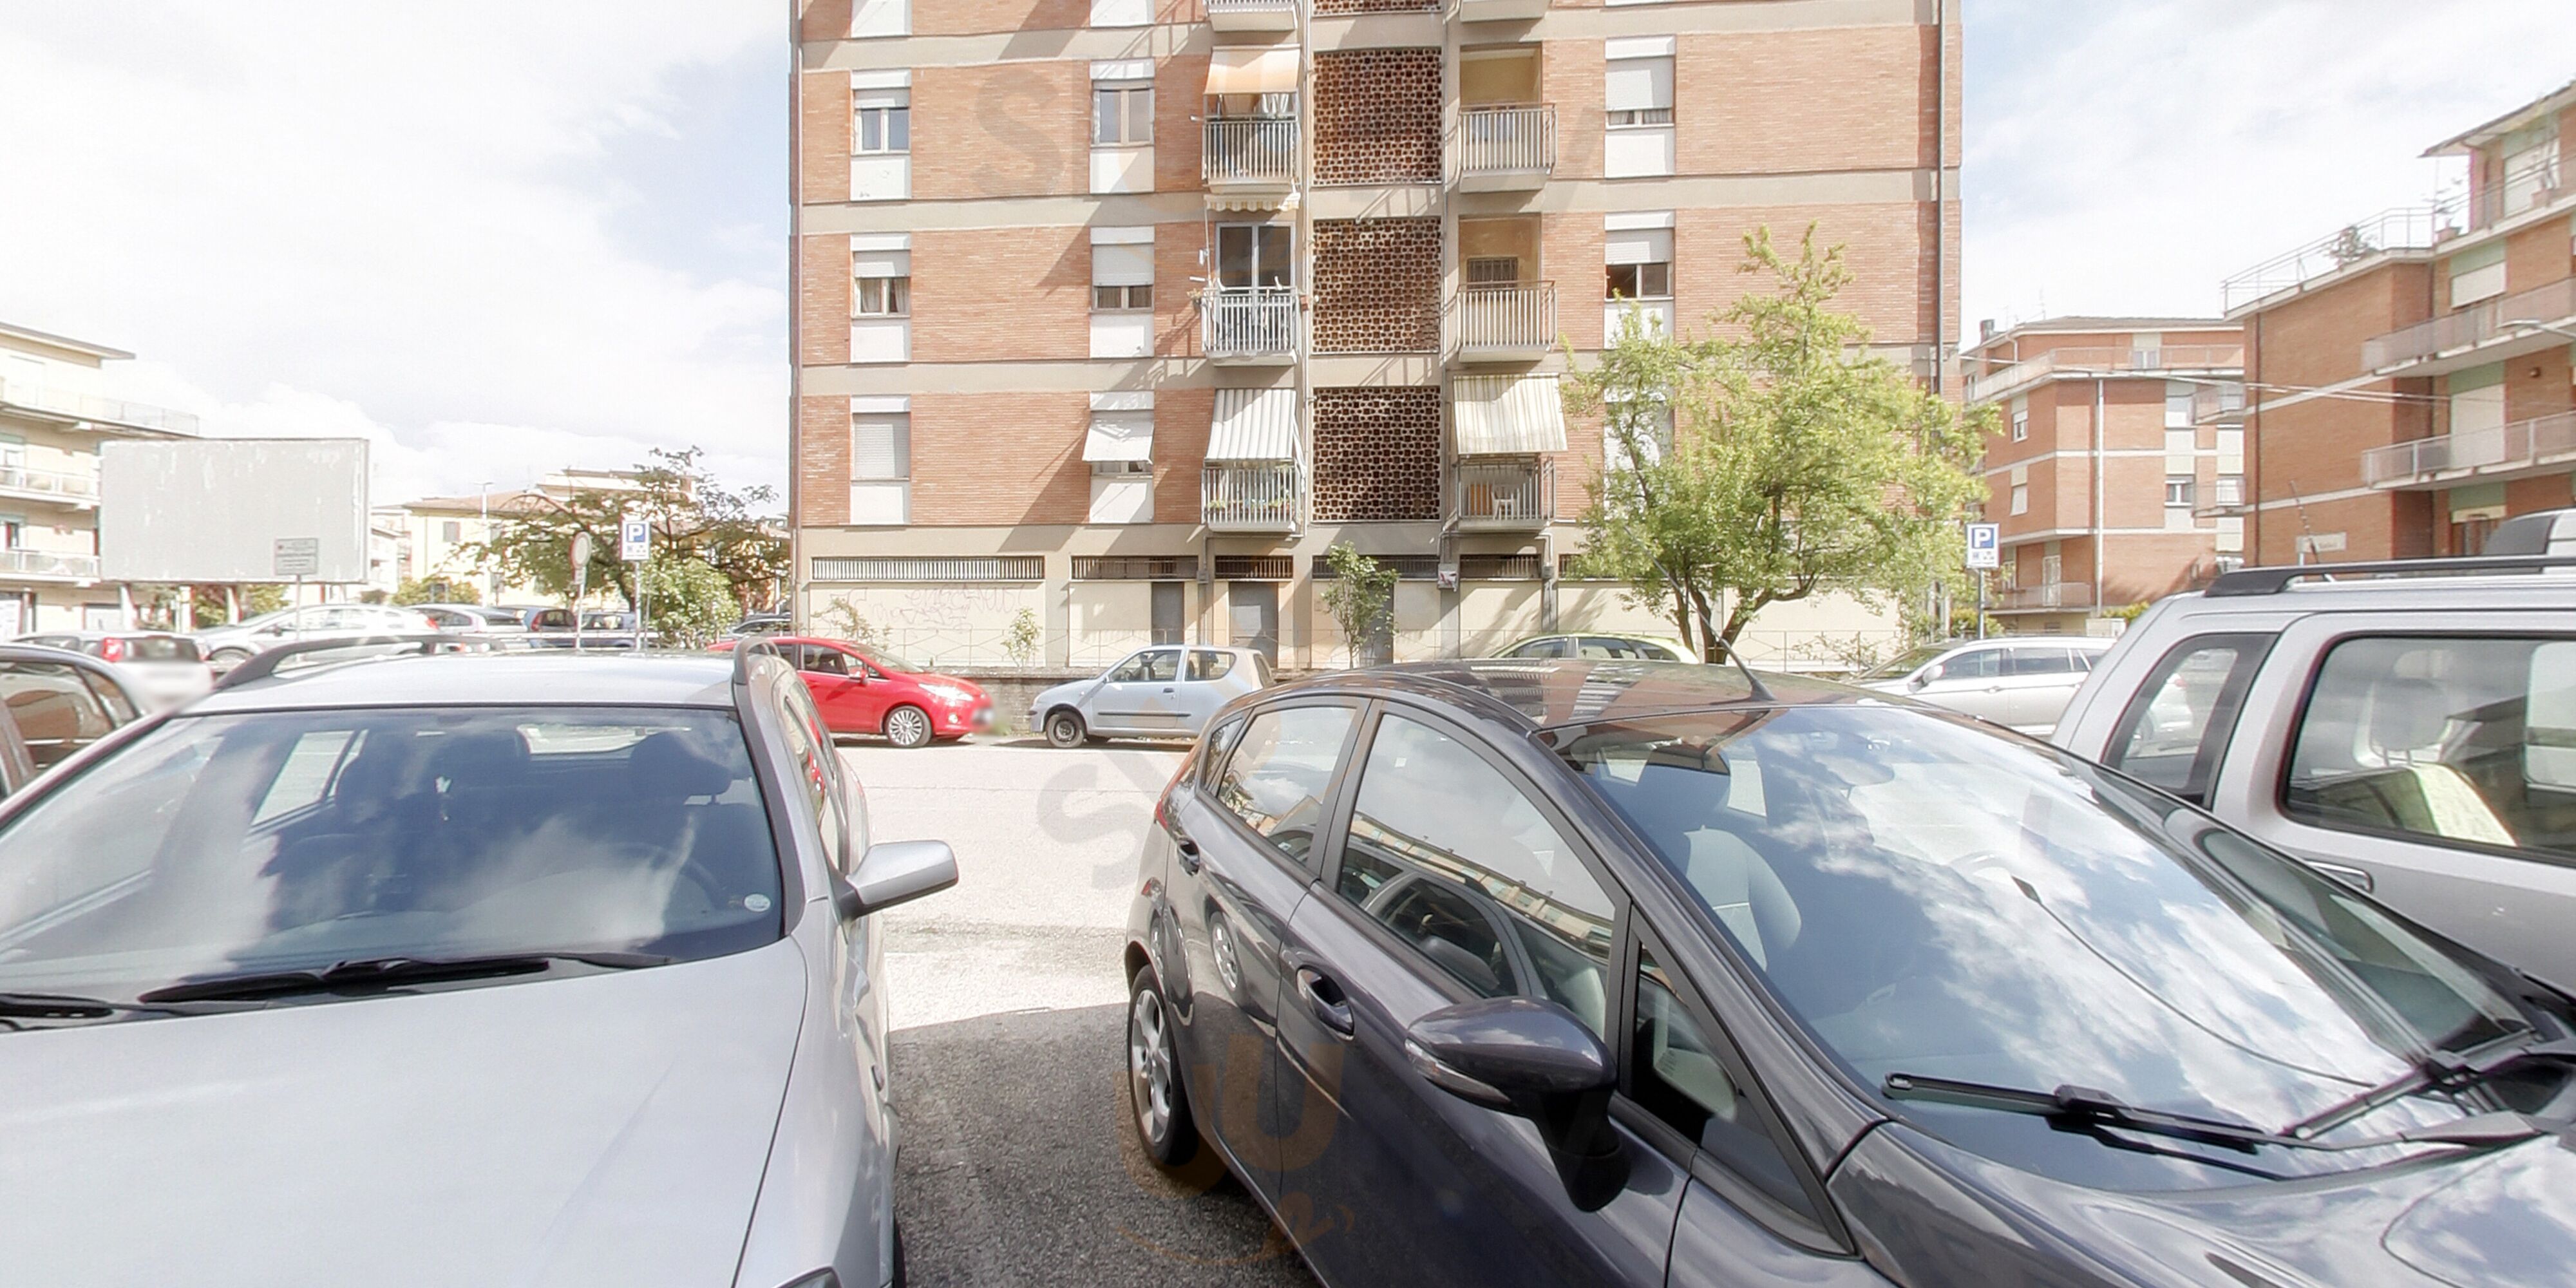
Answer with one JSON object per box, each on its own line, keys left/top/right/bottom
{"left": 1963, "top": 317, "right": 2246, "bottom": 634}
{"left": 2220, "top": 79, "right": 2575, "bottom": 564}
{"left": 788, "top": 0, "right": 1961, "bottom": 669}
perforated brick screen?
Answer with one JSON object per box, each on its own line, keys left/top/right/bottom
{"left": 1313, "top": 386, "right": 1441, "bottom": 522}
{"left": 1313, "top": 218, "right": 1441, "bottom": 354}
{"left": 1314, "top": 48, "right": 1443, "bottom": 185}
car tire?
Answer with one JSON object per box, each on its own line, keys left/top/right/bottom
{"left": 1128, "top": 965, "right": 1198, "bottom": 1169}
{"left": 884, "top": 705, "right": 934, "bottom": 750}
{"left": 890, "top": 1218, "right": 908, "bottom": 1287}
{"left": 1045, "top": 710, "right": 1087, "bottom": 749}
{"left": 210, "top": 648, "right": 251, "bottom": 667}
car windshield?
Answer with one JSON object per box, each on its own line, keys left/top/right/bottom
{"left": 1856, "top": 643, "right": 1951, "bottom": 681}
{"left": 1560, "top": 704, "right": 2565, "bottom": 1188}
{"left": 0, "top": 706, "right": 783, "bottom": 1003}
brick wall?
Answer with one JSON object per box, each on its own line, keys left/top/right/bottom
{"left": 1313, "top": 387, "right": 1439, "bottom": 521}
{"left": 1155, "top": 232, "right": 1207, "bottom": 359}
{"left": 2246, "top": 262, "right": 2434, "bottom": 540}
{"left": 913, "top": 62, "right": 1089, "bottom": 200}
{"left": 1676, "top": 28, "right": 1926, "bottom": 176}
{"left": 1674, "top": 205, "right": 1929, "bottom": 346}
{"left": 799, "top": 0, "right": 851, "bottom": 41}
{"left": 910, "top": 227, "right": 1090, "bottom": 362}
{"left": 913, "top": 392, "right": 1092, "bottom": 525}
{"left": 913, "top": 0, "right": 1088, "bottom": 36}
{"left": 1542, "top": 40, "right": 1604, "bottom": 183}
{"left": 800, "top": 235, "right": 852, "bottom": 366}
{"left": 1314, "top": 49, "right": 1443, "bottom": 186}
{"left": 1154, "top": 56, "right": 1210, "bottom": 193}
{"left": 1544, "top": 213, "right": 1606, "bottom": 351}
{"left": 1313, "top": 219, "right": 1441, "bottom": 354}
{"left": 1152, "top": 388, "right": 1216, "bottom": 524}
{"left": 2507, "top": 214, "right": 2576, "bottom": 294}
{"left": 798, "top": 395, "right": 853, "bottom": 527}
{"left": 800, "top": 71, "right": 851, "bottom": 204}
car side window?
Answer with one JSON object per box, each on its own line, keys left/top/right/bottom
{"left": 2008, "top": 647, "right": 2074, "bottom": 677}
{"left": 2284, "top": 636, "right": 2576, "bottom": 862}
{"left": 1335, "top": 712, "right": 1616, "bottom": 1037}
{"left": 1631, "top": 944, "right": 1821, "bottom": 1225}
{"left": 1189, "top": 650, "right": 1235, "bottom": 682}
{"left": 1935, "top": 649, "right": 1996, "bottom": 682}
{"left": 1209, "top": 705, "right": 1354, "bottom": 865}
{"left": 1108, "top": 652, "right": 1151, "bottom": 683}
{"left": 1645, "top": 642, "right": 1686, "bottom": 662}
{"left": 80, "top": 672, "right": 137, "bottom": 726}
{"left": 1141, "top": 649, "right": 1180, "bottom": 682}
{"left": 1197, "top": 714, "right": 1247, "bottom": 786}
{"left": 804, "top": 647, "right": 849, "bottom": 676}
{"left": 0, "top": 661, "right": 115, "bottom": 769}
{"left": 2103, "top": 633, "right": 2272, "bottom": 806}
{"left": 772, "top": 680, "right": 848, "bottom": 875}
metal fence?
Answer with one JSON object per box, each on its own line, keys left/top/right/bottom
{"left": 1201, "top": 287, "right": 1297, "bottom": 359}
{"left": 1965, "top": 345, "right": 2246, "bottom": 404}
{"left": 1202, "top": 463, "right": 1301, "bottom": 532}
{"left": 1460, "top": 104, "right": 1556, "bottom": 177}
{"left": 2362, "top": 276, "right": 2576, "bottom": 372}
{"left": 2362, "top": 410, "right": 2576, "bottom": 487}
{"left": 1453, "top": 459, "right": 1554, "bottom": 529}
{"left": 1457, "top": 281, "right": 1557, "bottom": 355}
{"left": 2219, "top": 205, "right": 2461, "bottom": 312}
{"left": 0, "top": 548, "right": 102, "bottom": 579}
{"left": 0, "top": 463, "right": 97, "bottom": 500}
{"left": 1203, "top": 117, "right": 1296, "bottom": 185}
{"left": 0, "top": 377, "right": 200, "bottom": 435}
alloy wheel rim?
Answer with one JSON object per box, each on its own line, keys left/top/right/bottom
{"left": 1129, "top": 988, "right": 1173, "bottom": 1143}
{"left": 889, "top": 708, "right": 928, "bottom": 745}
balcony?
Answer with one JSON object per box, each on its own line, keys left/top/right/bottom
{"left": 1202, "top": 287, "right": 1298, "bottom": 363}
{"left": 1992, "top": 582, "right": 2095, "bottom": 614}
{"left": 1452, "top": 459, "right": 1554, "bottom": 531}
{"left": 1456, "top": 281, "right": 1556, "bottom": 361}
{"left": 0, "top": 548, "right": 100, "bottom": 583}
{"left": 2362, "top": 410, "right": 2576, "bottom": 491}
{"left": 1206, "top": 0, "right": 1297, "bottom": 33}
{"left": 1459, "top": 105, "right": 1555, "bottom": 190}
{"left": 1965, "top": 345, "right": 2244, "bottom": 405}
{"left": 2220, "top": 205, "right": 2461, "bottom": 313}
{"left": 1457, "top": 0, "right": 1549, "bottom": 18}
{"left": 1203, "top": 117, "right": 1296, "bottom": 193}
{"left": 2193, "top": 382, "right": 2247, "bottom": 426}
{"left": 0, "top": 377, "right": 198, "bottom": 436}
{"left": 0, "top": 464, "right": 98, "bottom": 507}
{"left": 2362, "top": 278, "right": 2576, "bottom": 375}
{"left": 2468, "top": 153, "right": 2567, "bottom": 232}
{"left": 1202, "top": 462, "right": 1301, "bottom": 533}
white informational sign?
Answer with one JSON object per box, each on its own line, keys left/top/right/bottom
{"left": 0, "top": 598, "right": 22, "bottom": 640}
{"left": 620, "top": 518, "right": 650, "bottom": 563}
{"left": 1965, "top": 522, "right": 2001, "bottom": 571}
{"left": 100, "top": 439, "right": 370, "bottom": 583}
{"left": 570, "top": 532, "right": 593, "bottom": 596}
{"left": 272, "top": 537, "right": 320, "bottom": 578}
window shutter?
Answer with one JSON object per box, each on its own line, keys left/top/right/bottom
{"left": 1092, "top": 242, "right": 1153, "bottom": 287}
{"left": 853, "top": 415, "right": 909, "bottom": 480}
{"left": 1604, "top": 227, "right": 1672, "bottom": 265}
{"left": 1604, "top": 57, "right": 1672, "bottom": 111}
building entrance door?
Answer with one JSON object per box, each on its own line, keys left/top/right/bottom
{"left": 1151, "top": 581, "right": 1185, "bottom": 645}
{"left": 1228, "top": 582, "right": 1278, "bottom": 662}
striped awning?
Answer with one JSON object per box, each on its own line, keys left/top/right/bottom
{"left": 1454, "top": 375, "right": 1568, "bottom": 455}
{"left": 1207, "top": 47, "right": 1298, "bottom": 96}
{"left": 1208, "top": 387, "right": 1296, "bottom": 461}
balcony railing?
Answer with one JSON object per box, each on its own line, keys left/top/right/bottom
{"left": 1460, "top": 104, "right": 1556, "bottom": 180}
{"left": 0, "top": 464, "right": 98, "bottom": 502}
{"left": 1206, "top": 0, "right": 1296, "bottom": 12}
{"left": 2362, "top": 410, "right": 2576, "bottom": 489}
{"left": 2220, "top": 205, "right": 2463, "bottom": 312}
{"left": 2363, "top": 277, "right": 2576, "bottom": 372}
{"left": 1993, "top": 582, "right": 2094, "bottom": 612}
{"left": 1965, "top": 345, "right": 2244, "bottom": 404}
{"left": 2469, "top": 154, "right": 2566, "bottom": 231}
{"left": 1202, "top": 462, "right": 1300, "bottom": 533}
{"left": 1201, "top": 287, "right": 1298, "bottom": 361}
{"left": 1453, "top": 459, "right": 1554, "bottom": 530}
{"left": 2193, "top": 382, "right": 2247, "bottom": 426}
{"left": 1203, "top": 117, "right": 1296, "bottom": 187}
{"left": 0, "top": 377, "right": 198, "bottom": 435}
{"left": 1457, "top": 281, "right": 1557, "bottom": 357}
{"left": 0, "top": 548, "right": 100, "bottom": 581}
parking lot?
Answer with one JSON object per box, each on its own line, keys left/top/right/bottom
{"left": 842, "top": 738, "right": 1318, "bottom": 1287}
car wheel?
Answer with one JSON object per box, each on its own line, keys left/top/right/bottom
{"left": 884, "top": 705, "right": 934, "bottom": 750}
{"left": 1128, "top": 965, "right": 1198, "bottom": 1168}
{"left": 890, "top": 1218, "right": 908, "bottom": 1287}
{"left": 1045, "top": 709, "right": 1086, "bottom": 749}
{"left": 210, "top": 648, "right": 250, "bottom": 667}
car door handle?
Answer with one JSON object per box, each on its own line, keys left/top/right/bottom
{"left": 1296, "top": 967, "right": 1356, "bottom": 1037}
{"left": 1172, "top": 829, "right": 1202, "bottom": 875}
{"left": 1160, "top": 687, "right": 1176, "bottom": 694}
{"left": 2307, "top": 860, "right": 2374, "bottom": 893}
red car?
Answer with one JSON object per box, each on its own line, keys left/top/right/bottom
{"left": 712, "top": 636, "right": 994, "bottom": 748}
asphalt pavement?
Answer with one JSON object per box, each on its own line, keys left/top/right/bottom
{"left": 839, "top": 737, "right": 1317, "bottom": 1287}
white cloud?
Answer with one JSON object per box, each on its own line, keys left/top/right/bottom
{"left": 0, "top": 0, "right": 782, "bottom": 504}
{"left": 1964, "top": 0, "right": 2576, "bottom": 328}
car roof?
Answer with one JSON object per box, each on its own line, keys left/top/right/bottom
{"left": 1259, "top": 659, "right": 1863, "bottom": 733}
{"left": 2159, "top": 570, "right": 2576, "bottom": 614}
{"left": 188, "top": 652, "right": 739, "bottom": 714}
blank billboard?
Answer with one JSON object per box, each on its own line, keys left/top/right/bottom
{"left": 100, "top": 439, "right": 370, "bottom": 583}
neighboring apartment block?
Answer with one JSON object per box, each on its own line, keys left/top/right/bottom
{"left": 790, "top": 0, "right": 1961, "bottom": 668}
{"left": 384, "top": 469, "right": 665, "bottom": 607}
{"left": 1964, "top": 318, "right": 2246, "bottom": 634}
{"left": 0, "top": 322, "right": 197, "bottom": 636}
{"left": 2221, "top": 79, "right": 2576, "bottom": 564}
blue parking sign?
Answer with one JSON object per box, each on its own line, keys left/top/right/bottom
{"left": 1965, "top": 522, "right": 2000, "bottom": 570}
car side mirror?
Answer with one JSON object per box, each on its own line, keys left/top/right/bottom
{"left": 1405, "top": 997, "right": 1628, "bottom": 1211}
{"left": 1906, "top": 672, "right": 1931, "bottom": 692}
{"left": 832, "top": 839, "right": 958, "bottom": 920}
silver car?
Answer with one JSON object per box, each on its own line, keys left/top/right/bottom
{"left": 1854, "top": 636, "right": 2116, "bottom": 734}
{"left": 1029, "top": 645, "right": 1269, "bottom": 747}
{"left": 0, "top": 643, "right": 953, "bottom": 1287}
{"left": 193, "top": 602, "right": 440, "bottom": 668}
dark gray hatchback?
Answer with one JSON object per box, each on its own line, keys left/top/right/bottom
{"left": 1122, "top": 660, "right": 2576, "bottom": 1288}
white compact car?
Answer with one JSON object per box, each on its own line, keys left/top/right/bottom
{"left": 1028, "top": 645, "right": 1270, "bottom": 747}
{"left": 1853, "top": 636, "right": 2117, "bottom": 735}
{"left": 17, "top": 630, "right": 215, "bottom": 708}
{"left": 193, "top": 603, "right": 440, "bottom": 669}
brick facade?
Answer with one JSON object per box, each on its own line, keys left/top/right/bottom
{"left": 1312, "top": 219, "right": 1441, "bottom": 354}
{"left": 1675, "top": 29, "right": 1927, "bottom": 176}
{"left": 1314, "top": 49, "right": 1443, "bottom": 186}
{"left": 797, "top": 395, "right": 853, "bottom": 527}
{"left": 799, "top": 235, "right": 852, "bottom": 366}
{"left": 909, "top": 227, "right": 1090, "bottom": 363}
{"left": 1675, "top": 205, "right": 1931, "bottom": 346}
{"left": 913, "top": 392, "right": 1092, "bottom": 526}
{"left": 1313, "top": 387, "right": 1439, "bottom": 522}
{"left": 913, "top": 62, "right": 1090, "bottom": 201}
{"left": 799, "top": 71, "right": 850, "bottom": 205}
{"left": 1151, "top": 388, "right": 1217, "bottom": 525}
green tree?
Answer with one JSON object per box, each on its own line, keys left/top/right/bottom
{"left": 468, "top": 448, "right": 786, "bottom": 613}
{"left": 1003, "top": 607, "right": 1043, "bottom": 667}
{"left": 637, "top": 553, "right": 736, "bottom": 647}
{"left": 1566, "top": 226, "right": 1987, "bottom": 660}
{"left": 392, "top": 576, "right": 479, "bottom": 606}
{"left": 1318, "top": 543, "right": 1399, "bottom": 668}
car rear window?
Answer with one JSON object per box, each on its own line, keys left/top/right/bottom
{"left": 1189, "top": 650, "right": 1235, "bottom": 681}
{"left": 111, "top": 636, "right": 200, "bottom": 663}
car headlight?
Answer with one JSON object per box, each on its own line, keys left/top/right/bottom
{"left": 921, "top": 683, "right": 976, "bottom": 705}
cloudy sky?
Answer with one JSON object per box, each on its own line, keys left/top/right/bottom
{"left": 1, "top": 1, "right": 2572, "bottom": 506}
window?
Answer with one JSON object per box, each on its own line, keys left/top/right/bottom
{"left": 855, "top": 94, "right": 911, "bottom": 154}
{"left": 1466, "top": 256, "right": 1520, "bottom": 286}
{"left": 2166, "top": 428, "right": 2195, "bottom": 458}
{"left": 2007, "top": 646, "right": 2077, "bottom": 677}
{"left": 2104, "top": 634, "right": 2271, "bottom": 806}
{"left": 2009, "top": 483, "right": 2029, "bottom": 515}
{"left": 0, "top": 661, "right": 115, "bottom": 769}
{"left": 1216, "top": 223, "right": 1293, "bottom": 290}
{"left": 2285, "top": 636, "right": 2576, "bottom": 860}
{"left": 2011, "top": 410, "right": 2028, "bottom": 442}
{"left": 774, "top": 681, "right": 849, "bottom": 873}
{"left": 1091, "top": 233, "right": 1154, "bottom": 310}
{"left": 1111, "top": 649, "right": 1182, "bottom": 683}
{"left": 1931, "top": 649, "right": 1999, "bottom": 683}
{"left": 1605, "top": 260, "right": 1672, "bottom": 300}
{"left": 2166, "top": 381, "right": 2195, "bottom": 430}
{"left": 2165, "top": 475, "right": 2195, "bottom": 508}
{"left": 1094, "top": 82, "right": 1153, "bottom": 146}
{"left": 1188, "top": 650, "right": 1236, "bottom": 681}
{"left": 1605, "top": 223, "right": 1672, "bottom": 301}
{"left": 1209, "top": 705, "right": 1354, "bottom": 864}
{"left": 2214, "top": 475, "right": 2246, "bottom": 507}
{"left": 1604, "top": 54, "right": 1674, "bottom": 127}
{"left": 1092, "top": 283, "right": 1151, "bottom": 310}
{"left": 1334, "top": 713, "right": 1616, "bottom": 1037}
{"left": 1631, "top": 945, "right": 1820, "bottom": 1224}
{"left": 440, "top": 520, "right": 462, "bottom": 543}
{"left": 855, "top": 275, "right": 910, "bottom": 316}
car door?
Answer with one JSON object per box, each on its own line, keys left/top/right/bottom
{"left": 1090, "top": 648, "right": 1182, "bottom": 734}
{"left": 2212, "top": 612, "right": 2576, "bottom": 985}
{"left": 1910, "top": 645, "right": 2009, "bottom": 722}
{"left": 1273, "top": 702, "right": 1686, "bottom": 1287}
{"left": 1175, "top": 650, "right": 1239, "bottom": 734}
{"left": 0, "top": 660, "right": 115, "bottom": 771}
{"left": 1996, "top": 644, "right": 2083, "bottom": 732}
{"left": 1162, "top": 699, "right": 1361, "bottom": 1207}
{"left": 796, "top": 644, "right": 875, "bottom": 735}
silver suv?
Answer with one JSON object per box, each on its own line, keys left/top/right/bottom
{"left": 2056, "top": 512, "right": 2576, "bottom": 988}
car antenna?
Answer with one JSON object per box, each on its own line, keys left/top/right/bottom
{"left": 1707, "top": 637, "right": 1772, "bottom": 703}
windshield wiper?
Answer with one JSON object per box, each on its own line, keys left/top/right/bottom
{"left": 135, "top": 951, "right": 670, "bottom": 1005}
{"left": 2280, "top": 1030, "right": 2576, "bottom": 1141}
{"left": 1885, "top": 1072, "right": 2544, "bottom": 1154}
{"left": 0, "top": 990, "right": 189, "bottom": 1021}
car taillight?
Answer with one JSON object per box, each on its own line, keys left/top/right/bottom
{"left": 99, "top": 637, "right": 126, "bottom": 663}
{"left": 1153, "top": 755, "right": 1191, "bottom": 830}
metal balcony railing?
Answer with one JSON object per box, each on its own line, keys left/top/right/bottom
{"left": 1457, "top": 281, "right": 1556, "bottom": 355}
{"left": 1460, "top": 105, "right": 1556, "bottom": 178}
{"left": 1453, "top": 459, "right": 1554, "bottom": 530}
{"left": 1201, "top": 287, "right": 1298, "bottom": 360}
{"left": 2469, "top": 154, "right": 2566, "bottom": 231}
{"left": 2193, "top": 381, "right": 2247, "bottom": 426}
{"left": 0, "top": 464, "right": 98, "bottom": 502}
{"left": 2362, "top": 277, "right": 2576, "bottom": 372}
{"left": 1965, "top": 345, "right": 2244, "bottom": 404}
{"left": 1203, "top": 117, "right": 1296, "bottom": 187}
{"left": 2220, "top": 205, "right": 2461, "bottom": 312}
{"left": 0, "top": 548, "right": 100, "bottom": 580}
{"left": 2362, "top": 410, "right": 2576, "bottom": 488}
{"left": 1993, "top": 582, "right": 2094, "bottom": 612}
{"left": 0, "top": 377, "right": 199, "bottom": 435}
{"left": 1202, "top": 463, "right": 1300, "bottom": 532}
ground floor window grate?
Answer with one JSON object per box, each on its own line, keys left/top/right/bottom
{"left": 1073, "top": 556, "right": 1193, "bottom": 581}
{"left": 811, "top": 556, "right": 1045, "bottom": 582}
{"left": 1213, "top": 555, "right": 1294, "bottom": 581}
